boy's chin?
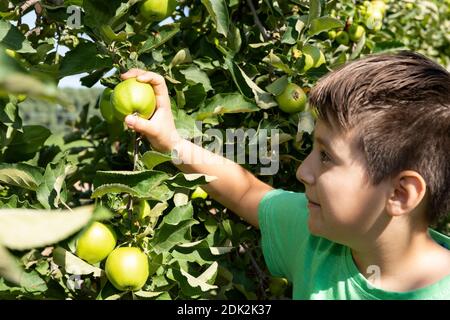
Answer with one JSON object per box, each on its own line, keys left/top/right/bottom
{"left": 307, "top": 215, "right": 323, "bottom": 237}
{"left": 307, "top": 215, "right": 337, "bottom": 242}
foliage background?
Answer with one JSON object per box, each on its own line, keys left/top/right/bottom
{"left": 0, "top": 0, "right": 449, "bottom": 299}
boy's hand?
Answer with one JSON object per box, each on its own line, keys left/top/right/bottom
{"left": 121, "top": 69, "right": 181, "bottom": 153}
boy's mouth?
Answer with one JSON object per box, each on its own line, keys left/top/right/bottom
{"left": 306, "top": 195, "right": 321, "bottom": 209}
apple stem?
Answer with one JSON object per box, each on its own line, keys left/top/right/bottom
{"left": 126, "top": 128, "right": 141, "bottom": 233}
{"left": 133, "top": 133, "right": 142, "bottom": 171}
{"left": 126, "top": 194, "right": 134, "bottom": 233}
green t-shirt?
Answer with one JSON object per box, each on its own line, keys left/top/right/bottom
{"left": 258, "top": 188, "right": 450, "bottom": 300}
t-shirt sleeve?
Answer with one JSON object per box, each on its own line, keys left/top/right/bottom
{"left": 258, "top": 188, "right": 310, "bottom": 280}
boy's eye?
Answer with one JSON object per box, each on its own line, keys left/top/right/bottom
{"left": 319, "top": 150, "right": 331, "bottom": 163}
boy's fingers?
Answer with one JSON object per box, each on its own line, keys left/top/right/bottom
{"left": 121, "top": 70, "right": 169, "bottom": 98}
{"left": 136, "top": 72, "right": 169, "bottom": 96}
{"left": 124, "top": 115, "right": 151, "bottom": 135}
{"left": 135, "top": 71, "right": 164, "bottom": 84}
{"left": 121, "top": 68, "right": 146, "bottom": 80}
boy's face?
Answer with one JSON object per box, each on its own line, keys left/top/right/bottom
{"left": 296, "top": 120, "right": 391, "bottom": 246}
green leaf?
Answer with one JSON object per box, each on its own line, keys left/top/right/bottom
{"left": 0, "top": 163, "right": 44, "bottom": 191}
{"left": 373, "top": 41, "right": 408, "bottom": 53}
{"left": 298, "top": 111, "right": 315, "bottom": 135}
{"left": 0, "top": 72, "right": 62, "bottom": 105}
{"left": 83, "top": 0, "right": 123, "bottom": 28}
{"left": 167, "top": 173, "right": 217, "bottom": 190}
{"left": 65, "top": 0, "right": 83, "bottom": 5}
{"left": 0, "top": 195, "right": 35, "bottom": 209}
{"left": 37, "top": 161, "right": 76, "bottom": 209}
{"left": 183, "top": 83, "right": 207, "bottom": 109}
{"left": 228, "top": 24, "right": 242, "bottom": 53}
{"left": 20, "top": 270, "right": 47, "bottom": 293}
{"left": 266, "top": 76, "right": 289, "bottom": 96}
{"left": 162, "top": 204, "right": 194, "bottom": 225}
{"left": 0, "top": 100, "right": 20, "bottom": 129}
{"left": 0, "top": 244, "right": 22, "bottom": 284}
{"left": 178, "top": 262, "right": 218, "bottom": 292}
{"left": 179, "top": 65, "right": 213, "bottom": 92}
{"left": 0, "top": 206, "right": 94, "bottom": 250}
{"left": 99, "top": 24, "right": 128, "bottom": 43}
{"left": 172, "top": 106, "right": 203, "bottom": 139}
{"left": 307, "top": 0, "right": 322, "bottom": 26}
{"left": 138, "top": 23, "right": 180, "bottom": 54}
{"left": 141, "top": 151, "right": 172, "bottom": 170}
{"left": 152, "top": 219, "right": 198, "bottom": 254}
{"left": 92, "top": 206, "right": 115, "bottom": 221}
{"left": 59, "top": 42, "right": 112, "bottom": 77}
{"left": 350, "top": 32, "right": 366, "bottom": 60}
{"left": 92, "top": 170, "right": 172, "bottom": 201}
{"left": 263, "top": 51, "right": 293, "bottom": 75}
{"left": 195, "top": 93, "right": 259, "bottom": 121}
{"left": 0, "top": 20, "right": 35, "bottom": 53}
{"left": 173, "top": 192, "right": 189, "bottom": 207}
{"left": 92, "top": 183, "right": 173, "bottom": 202}
{"left": 2, "top": 125, "right": 51, "bottom": 163}
{"left": 34, "top": 260, "right": 49, "bottom": 276}
{"left": 224, "top": 57, "right": 277, "bottom": 109}
{"left": 134, "top": 290, "right": 164, "bottom": 299}
{"left": 169, "top": 48, "right": 192, "bottom": 68}
{"left": 201, "top": 0, "right": 230, "bottom": 37}
{"left": 52, "top": 247, "right": 104, "bottom": 277}
{"left": 281, "top": 16, "right": 305, "bottom": 45}
{"left": 170, "top": 249, "right": 212, "bottom": 266}
{"left": 308, "top": 17, "right": 345, "bottom": 36}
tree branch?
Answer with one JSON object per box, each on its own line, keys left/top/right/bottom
{"left": 245, "top": 0, "right": 270, "bottom": 41}
{"left": 241, "top": 242, "right": 268, "bottom": 299}
{"left": 20, "top": 0, "right": 40, "bottom": 13}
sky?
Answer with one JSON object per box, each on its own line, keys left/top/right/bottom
{"left": 22, "top": 11, "right": 94, "bottom": 88}
{"left": 21, "top": 8, "right": 178, "bottom": 89}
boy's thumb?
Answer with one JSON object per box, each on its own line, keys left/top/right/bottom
{"left": 125, "top": 115, "right": 149, "bottom": 134}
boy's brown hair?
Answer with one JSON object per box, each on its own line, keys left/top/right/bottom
{"left": 308, "top": 51, "right": 450, "bottom": 224}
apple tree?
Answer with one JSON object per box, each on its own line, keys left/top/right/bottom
{"left": 0, "top": 0, "right": 448, "bottom": 300}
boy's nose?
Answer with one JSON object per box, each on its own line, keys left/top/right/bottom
{"left": 296, "top": 155, "right": 314, "bottom": 186}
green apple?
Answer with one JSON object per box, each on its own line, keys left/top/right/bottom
{"left": 365, "top": 9, "right": 383, "bottom": 31}
{"left": 336, "top": 31, "right": 350, "bottom": 45}
{"left": 371, "top": 0, "right": 387, "bottom": 15}
{"left": 135, "top": 200, "right": 151, "bottom": 220}
{"left": 328, "top": 30, "right": 337, "bottom": 40}
{"left": 105, "top": 247, "right": 149, "bottom": 291}
{"left": 111, "top": 78, "right": 156, "bottom": 121}
{"left": 276, "top": 83, "right": 307, "bottom": 114}
{"left": 139, "top": 0, "right": 177, "bottom": 22}
{"left": 99, "top": 88, "right": 116, "bottom": 124}
{"left": 76, "top": 222, "right": 117, "bottom": 264}
{"left": 348, "top": 24, "right": 365, "bottom": 42}
{"left": 269, "top": 277, "right": 289, "bottom": 296}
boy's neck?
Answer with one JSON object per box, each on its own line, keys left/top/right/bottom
{"left": 350, "top": 225, "right": 450, "bottom": 292}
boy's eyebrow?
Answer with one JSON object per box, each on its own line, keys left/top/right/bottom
{"left": 314, "top": 135, "right": 340, "bottom": 158}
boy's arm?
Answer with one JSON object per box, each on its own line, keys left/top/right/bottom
{"left": 121, "top": 69, "right": 273, "bottom": 228}
{"left": 172, "top": 138, "right": 274, "bottom": 228}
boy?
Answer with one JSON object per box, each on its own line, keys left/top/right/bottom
{"left": 121, "top": 51, "right": 450, "bottom": 299}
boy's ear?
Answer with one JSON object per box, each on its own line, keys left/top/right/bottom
{"left": 386, "top": 171, "right": 427, "bottom": 218}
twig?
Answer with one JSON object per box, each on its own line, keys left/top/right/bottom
{"left": 245, "top": 0, "right": 270, "bottom": 41}
{"left": 20, "top": 0, "right": 40, "bottom": 13}
{"left": 133, "top": 134, "right": 142, "bottom": 171}
{"left": 126, "top": 125, "right": 141, "bottom": 233}
{"left": 242, "top": 243, "right": 268, "bottom": 299}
